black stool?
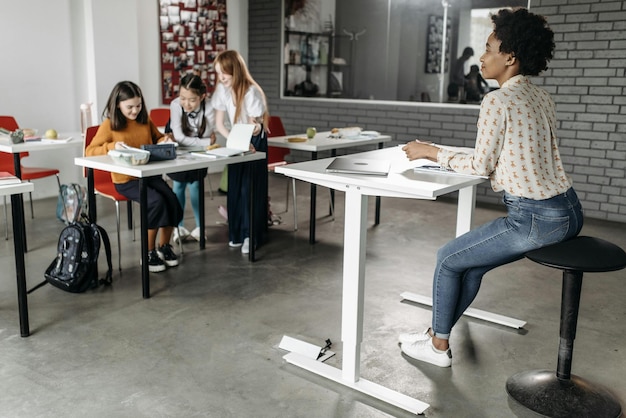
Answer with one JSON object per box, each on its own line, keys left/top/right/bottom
{"left": 506, "top": 236, "right": 626, "bottom": 418}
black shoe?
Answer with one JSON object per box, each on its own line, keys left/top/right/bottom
{"left": 148, "top": 249, "right": 166, "bottom": 273}
{"left": 218, "top": 188, "right": 227, "bottom": 195}
{"left": 157, "top": 244, "right": 179, "bottom": 267}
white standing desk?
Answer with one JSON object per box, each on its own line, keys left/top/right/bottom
{"left": 268, "top": 131, "right": 392, "bottom": 243}
{"left": 275, "top": 146, "right": 489, "bottom": 414}
{"left": 75, "top": 151, "right": 265, "bottom": 299}
{"left": 0, "top": 181, "right": 34, "bottom": 337}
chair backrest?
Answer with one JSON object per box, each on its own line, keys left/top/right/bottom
{"left": 0, "top": 116, "right": 26, "bottom": 173}
{"left": 83, "top": 125, "right": 112, "bottom": 184}
{"left": 0, "top": 115, "right": 19, "bottom": 131}
{"left": 267, "top": 116, "right": 290, "bottom": 164}
{"left": 149, "top": 108, "right": 170, "bottom": 127}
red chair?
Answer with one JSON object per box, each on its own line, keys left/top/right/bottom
{"left": 0, "top": 115, "right": 61, "bottom": 239}
{"left": 149, "top": 108, "right": 170, "bottom": 130}
{"left": 267, "top": 116, "right": 299, "bottom": 230}
{"left": 84, "top": 125, "right": 134, "bottom": 271}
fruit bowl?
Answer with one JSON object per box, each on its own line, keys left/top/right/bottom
{"left": 108, "top": 149, "right": 150, "bottom": 166}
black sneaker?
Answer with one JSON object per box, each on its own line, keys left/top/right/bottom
{"left": 148, "top": 249, "right": 166, "bottom": 273}
{"left": 157, "top": 244, "right": 179, "bottom": 267}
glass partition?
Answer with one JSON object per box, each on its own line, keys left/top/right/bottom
{"left": 282, "top": 0, "right": 529, "bottom": 105}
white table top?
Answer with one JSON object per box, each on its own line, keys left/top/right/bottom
{"left": 267, "top": 131, "right": 392, "bottom": 152}
{"left": 0, "top": 181, "right": 34, "bottom": 196}
{"left": 275, "top": 146, "right": 486, "bottom": 199}
{"left": 75, "top": 151, "right": 266, "bottom": 177}
{"left": 0, "top": 133, "right": 83, "bottom": 153}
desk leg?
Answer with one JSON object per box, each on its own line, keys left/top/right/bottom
{"left": 341, "top": 190, "right": 368, "bottom": 381}
{"left": 401, "top": 185, "right": 527, "bottom": 329}
{"left": 198, "top": 170, "right": 205, "bottom": 250}
{"left": 374, "top": 142, "right": 384, "bottom": 226}
{"left": 309, "top": 151, "right": 318, "bottom": 244}
{"left": 13, "top": 153, "right": 28, "bottom": 252}
{"left": 249, "top": 165, "right": 255, "bottom": 262}
{"left": 329, "top": 150, "right": 336, "bottom": 217}
{"left": 87, "top": 168, "right": 97, "bottom": 222}
{"left": 139, "top": 179, "right": 150, "bottom": 299}
{"left": 282, "top": 189, "right": 430, "bottom": 414}
{"left": 11, "top": 193, "right": 29, "bottom": 337}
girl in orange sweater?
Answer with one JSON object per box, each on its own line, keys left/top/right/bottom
{"left": 86, "top": 81, "right": 183, "bottom": 273}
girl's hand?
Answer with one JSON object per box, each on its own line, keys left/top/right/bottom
{"left": 252, "top": 122, "right": 262, "bottom": 136}
{"left": 249, "top": 143, "right": 256, "bottom": 153}
{"left": 210, "top": 132, "right": 216, "bottom": 145}
{"left": 402, "top": 140, "right": 438, "bottom": 161}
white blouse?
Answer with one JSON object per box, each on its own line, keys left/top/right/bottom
{"left": 169, "top": 97, "right": 215, "bottom": 147}
{"left": 210, "top": 83, "right": 265, "bottom": 124}
{"left": 437, "top": 75, "right": 572, "bottom": 200}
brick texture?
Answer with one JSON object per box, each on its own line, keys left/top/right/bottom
{"left": 249, "top": 0, "right": 626, "bottom": 223}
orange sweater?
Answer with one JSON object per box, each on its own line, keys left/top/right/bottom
{"left": 86, "top": 118, "right": 164, "bottom": 184}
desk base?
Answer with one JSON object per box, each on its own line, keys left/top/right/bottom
{"left": 283, "top": 351, "right": 429, "bottom": 414}
{"left": 401, "top": 292, "right": 527, "bottom": 329}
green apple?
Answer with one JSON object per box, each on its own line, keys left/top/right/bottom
{"left": 306, "top": 127, "right": 316, "bottom": 139}
{"left": 45, "top": 129, "right": 58, "bottom": 139}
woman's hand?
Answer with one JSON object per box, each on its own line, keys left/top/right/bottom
{"left": 252, "top": 122, "right": 262, "bottom": 136}
{"left": 210, "top": 132, "right": 216, "bottom": 145}
{"left": 402, "top": 140, "right": 439, "bottom": 161}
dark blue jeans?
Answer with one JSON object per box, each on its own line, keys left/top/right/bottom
{"left": 431, "top": 188, "right": 584, "bottom": 339}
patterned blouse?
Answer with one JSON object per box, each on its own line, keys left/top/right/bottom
{"left": 437, "top": 74, "right": 572, "bottom": 200}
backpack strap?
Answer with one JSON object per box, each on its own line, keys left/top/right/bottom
{"left": 94, "top": 222, "right": 113, "bottom": 286}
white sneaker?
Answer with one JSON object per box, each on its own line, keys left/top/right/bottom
{"left": 189, "top": 227, "right": 206, "bottom": 242}
{"left": 398, "top": 328, "right": 432, "bottom": 345}
{"left": 401, "top": 338, "right": 452, "bottom": 368}
{"left": 228, "top": 241, "right": 242, "bottom": 248}
{"left": 172, "top": 226, "right": 190, "bottom": 244}
{"left": 218, "top": 205, "right": 228, "bottom": 221}
{"left": 241, "top": 237, "right": 250, "bottom": 254}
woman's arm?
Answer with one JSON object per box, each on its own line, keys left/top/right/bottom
{"left": 214, "top": 109, "right": 229, "bottom": 139}
{"left": 85, "top": 119, "right": 115, "bottom": 156}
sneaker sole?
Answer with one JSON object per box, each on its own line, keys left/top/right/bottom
{"left": 149, "top": 264, "right": 166, "bottom": 273}
{"left": 157, "top": 251, "right": 179, "bottom": 267}
{"left": 400, "top": 343, "right": 452, "bottom": 368}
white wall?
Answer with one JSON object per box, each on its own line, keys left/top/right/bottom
{"left": 0, "top": 0, "right": 247, "bottom": 200}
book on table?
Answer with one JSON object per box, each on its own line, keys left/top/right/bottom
{"left": 0, "top": 171, "right": 22, "bottom": 184}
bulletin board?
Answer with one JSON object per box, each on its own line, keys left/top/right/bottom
{"left": 158, "top": 0, "right": 227, "bottom": 104}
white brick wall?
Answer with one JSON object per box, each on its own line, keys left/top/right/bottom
{"left": 250, "top": 0, "right": 626, "bottom": 222}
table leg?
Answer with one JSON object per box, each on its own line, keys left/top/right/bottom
{"left": 374, "top": 142, "right": 384, "bottom": 225}
{"left": 198, "top": 170, "right": 205, "bottom": 250}
{"left": 249, "top": 164, "right": 255, "bottom": 262}
{"left": 309, "top": 151, "right": 318, "bottom": 244}
{"left": 87, "top": 168, "right": 97, "bottom": 222}
{"left": 341, "top": 190, "right": 368, "bottom": 381}
{"left": 139, "top": 179, "right": 150, "bottom": 299}
{"left": 13, "top": 153, "right": 27, "bottom": 252}
{"left": 282, "top": 188, "right": 430, "bottom": 414}
{"left": 11, "top": 193, "right": 29, "bottom": 337}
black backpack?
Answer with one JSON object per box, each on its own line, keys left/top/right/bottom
{"left": 43, "top": 214, "right": 113, "bottom": 293}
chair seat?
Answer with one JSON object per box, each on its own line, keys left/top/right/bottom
{"left": 525, "top": 236, "right": 626, "bottom": 273}
{"left": 20, "top": 166, "right": 60, "bottom": 180}
{"left": 95, "top": 182, "right": 129, "bottom": 202}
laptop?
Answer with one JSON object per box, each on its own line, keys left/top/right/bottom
{"left": 326, "top": 157, "right": 391, "bottom": 176}
{"left": 204, "top": 123, "right": 255, "bottom": 157}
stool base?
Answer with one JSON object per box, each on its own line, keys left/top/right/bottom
{"left": 506, "top": 369, "right": 621, "bottom": 418}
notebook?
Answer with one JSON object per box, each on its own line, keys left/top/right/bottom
{"left": 325, "top": 157, "right": 391, "bottom": 176}
{"left": 204, "top": 123, "right": 255, "bottom": 157}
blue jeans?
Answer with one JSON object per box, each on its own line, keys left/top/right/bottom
{"left": 431, "top": 188, "right": 584, "bottom": 340}
{"left": 172, "top": 180, "right": 201, "bottom": 228}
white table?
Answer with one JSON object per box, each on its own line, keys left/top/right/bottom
{"left": 75, "top": 151, "right": 265, "bottom": 299}
{"left": 0, "top": 134, "right": 82, "bottom": 250}
{"left": 268, "top": 131, "right": 392, "bottom": 243}
{"left": 275, "top": 146, "right": 488, "bottom": 414}
{"left": 0, "top": 181, "right": 34, "bottom": 337}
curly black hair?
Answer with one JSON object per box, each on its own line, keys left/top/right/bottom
{"left": 491, "top": 8, "right": 555, "bottom": 76}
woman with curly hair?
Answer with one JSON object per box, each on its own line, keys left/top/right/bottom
{"left": 399, "top": 8, "right": 584, "bottom": 367}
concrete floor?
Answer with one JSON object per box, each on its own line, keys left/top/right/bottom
{"left": 1, "top": 171, "right": 625, "bottom": 418}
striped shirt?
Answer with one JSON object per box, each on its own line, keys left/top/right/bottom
{"left": 437, "top": 75, "right": 572, "bottom": 200}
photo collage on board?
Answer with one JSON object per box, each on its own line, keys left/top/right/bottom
{"left": 159, "top": 0, "right": 227, "bottom": 104}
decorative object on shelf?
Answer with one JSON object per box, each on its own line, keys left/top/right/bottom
{"left": 158, "top": 0, "right": 227, "bottom": 104}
